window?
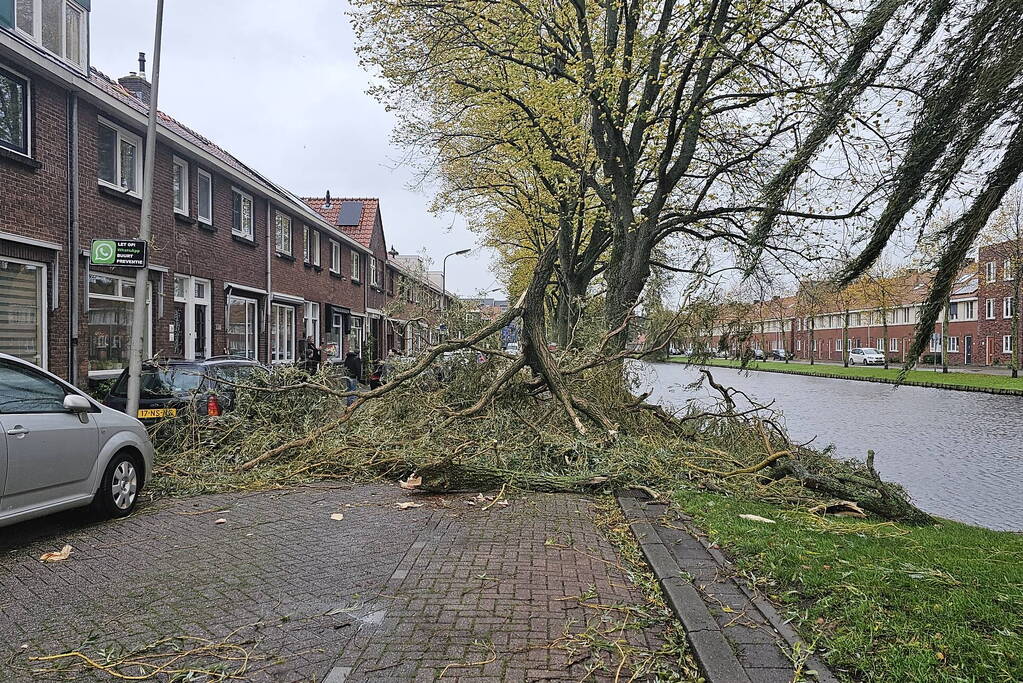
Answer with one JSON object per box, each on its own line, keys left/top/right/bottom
{"left": 98, "top": 119, "right": 143, "bottom": 195}
{"left": 948, "top": 302, "right": 958, "bottom": 321}
{"left": 986, "top": 261, "right": 996, "bottom": 283}
{"left": 796, "top": 339, "right": 801, "bottom": 351}
{"left": 304, "top": 301, "right": 320, "bottom": 345}
{"left": 88, "top": 273, "right": 150, "bottom": 375}
{"left": 349, "top": 315, "right": 364, "bottom": 355}
{"left": 0, "top": 66, "right": 30, "bottom": 156}
{"left": 13, "top": 0, "right": 87, "bottom": 68}
{"left": 986, "top": 298, "right": 996, "bottom": 319}
{"left": 330, "top": 240, "right": 341, "bottom": 274}
{"left": 225, "top": 296, "right": 258, "bottom": 360}
{"left": 900, "top": 307, "right": 909, "bottom": 324}
{"left": 965, "top": 300, "right": 975, "bottom": 319}
{"left": 947, "top": 336, "right": 959, "bottom": 353}
{"left": 930, "top": 334, "right": 941, "bottom": 353}
{"left": 1004, "top": 335, "right": 1014, "bottom": 354}
{"left": 1005, "top": 260, "right": 1014, "bottom": 281}
{"left": 370, "top": 257, "right": 379, "bottom": 287}
{"left": 351, "top": 251, "right": 362, "bottom": 281}
{"left": 0, "top": 256, "right": 45, "bottom": 367}
{"left": 812, "top": 339, "right": 818, "bottom": 352}
{"left": 890, "top": 337, "right": 899, "bottom": 352}
{"left": 835, "top": 338, "right": 842, "bottom": 351}
{"left": 271, "top": 303, "right": 296, "bottom": 363}
{"left": 876, "top": 338, "right": 883, "bottom": 351}
{"left": 197, "top": 169, "right": 212, "bottom": 224}
{"left": 303, "top": 226, "right": 320, "bottom": 266}
{"left": 172, "top": 156, "right": 189, "bottom": 215}
{"left": 1004, "top": 296, "right": 1015, "bottom": 319}
{"left": 232, "top": 188, "right": 254, "bottom": 240}
{"left": 275, "top": 211, "right": 292, "bottom": 255}
{"left": 0, "top": 361, "right": 69, "bottom": 414}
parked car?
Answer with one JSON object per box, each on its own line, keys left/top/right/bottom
{"left": 769, "top": 349, "right": 793, "bottom": 361}
{"left": 849, "top": 347, "right": 886, "bottom": 365}
{"left": 103, "top": 356, "right": 265, "bottom": 424}
{"left": 505, "top": 342, "right": 521, "bottom": 354}
{"left": 0, "top": 353, "right": 154, "bottom": 528}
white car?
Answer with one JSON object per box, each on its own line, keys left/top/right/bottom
{"left": 505, "top": 342, "right": 521, "bottom": 354}
{"left": 0, "top": 353, "right": 154, "bottom": 529}
{"left": 848, "top": 347, "right": 886, "bottom": 365}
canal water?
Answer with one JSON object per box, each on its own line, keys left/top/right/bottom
{"left": 636, "top": 362, "right": 1023, "bottom": 531}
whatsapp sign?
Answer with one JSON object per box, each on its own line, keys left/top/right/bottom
{"left": 90, "top": 239, "right": 148, "bottom": 268}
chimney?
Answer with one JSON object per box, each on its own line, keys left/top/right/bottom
{"left": 118, "top": 52, "right": 152, "bottom": 105}
{"left": 324, "top": 190, "right": 332, "bottom": 208}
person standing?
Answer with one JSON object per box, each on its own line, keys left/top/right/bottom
{"left": 343, "top": 351, "right": 362, "bottom": 406}
{"left": 304, "top": 335, "right": 322, "bottom": 374}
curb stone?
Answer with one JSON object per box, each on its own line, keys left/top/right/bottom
{"left": 617, "top": 491, "right": 840, "bottom": 683}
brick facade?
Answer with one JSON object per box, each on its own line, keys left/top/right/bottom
{"left": 1, "top": 17, "right": 451, "bottom": 386}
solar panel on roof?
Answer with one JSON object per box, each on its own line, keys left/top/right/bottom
{"left": 337, "top": 201, "right": 364, "bottom": 226}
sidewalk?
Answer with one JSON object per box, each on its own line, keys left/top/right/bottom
{"left": 0, "top": 484, "right": 684, "bottom": 682}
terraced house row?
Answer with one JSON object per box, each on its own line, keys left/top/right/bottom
{"left": 704, "top": 250, "right": 1023, "bottom": 367}
{"left": 0, "top": 1, "right": 450, "bottom": 386}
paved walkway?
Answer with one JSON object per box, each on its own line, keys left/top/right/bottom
{"left": 0, "top": 485, "right": 682, "bottom": 682}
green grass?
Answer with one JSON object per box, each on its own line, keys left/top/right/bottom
{"left": 674, "top": 490, "right": 1023, "bottom": 682}
{"left": 669, "top": 356, "right": 1023, "bottom": 392}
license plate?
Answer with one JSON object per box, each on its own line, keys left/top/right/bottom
{"left": 137, "top": 408, "right": 177, "bottom": 419}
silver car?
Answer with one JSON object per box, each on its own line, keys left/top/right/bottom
{"left": 0, "top": 353, "right": 154, "bottom": 528}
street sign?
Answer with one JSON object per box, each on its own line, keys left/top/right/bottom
{"left": 90, "top": 239, "right": 148, "bottom": 268}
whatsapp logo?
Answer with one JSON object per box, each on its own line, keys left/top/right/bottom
{"left": 91, "top": 240, "right": 117, "bottom": 265}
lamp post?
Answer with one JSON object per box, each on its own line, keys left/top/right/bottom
{"left": 441, "top": 249, "right": 471, "bottom": 311}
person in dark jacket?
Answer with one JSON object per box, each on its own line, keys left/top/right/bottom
{"left": 304, "top": 336, "right": 322, "bottom": 374}
{"left": 343, "top": 352, "right": 362, "bottom": 406}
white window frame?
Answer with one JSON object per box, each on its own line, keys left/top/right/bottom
{"left": 271, "top": 303, "right": 296, "bottom": 364}
{"left": 330, "top": 240, "right": 341, "bottom": 274}
{"left": 889, "top": 337, "right": 899, "bottom": 352}
{"left": 964, "top": 300, "right": 975, "bottom": 320}
{"left": 835, "top": 338, "right": 842, "bottom": 352}
{"left": 947, "top": 336, "right": 958, "bottom": 353}
{"left": 1004, "top": 296, "right": 1014, "bottom": 320}
{"left": 232, "top": 188, "right": 254, "bottom": 240}
{"left": 275, "top": 211, "right": 293, "bottom": 255}
{"left": 97, "top": 117, "right": 143, "bottom": 197}
{"left": 986, "top": 298, "right": 996, "bottom": 320}
{"left": 173, "top": 274, "right": 212, "bottom": 360}
{"left": 303, "top": 227, "right": 320, "bottom": 266}
{"left": 947, "top": 302, "right": 958, "bottom": 321}
{"left": 172, "top": 155, "right": 189, "bottom": 215}
{"left": 0, "top": 255, "right": 47, "bottom": 368}
{"left": 370, "top": 257, "right": 380, "bottom": 287}
{"left": 197, "top": 168, "right": 213, "bottom": 225}
{"left": 0, "top": 65, "right": 31, "bottom": 158}
{"left": 1004, "top": 335, "right": 1014, "bottom": 354}
{"left": 351, "top": 251, "right": 362, "bottom": 282}
{"left": 87, "top": 273, "right": 152, "bottom": 378}
{"left": 225, "top": 295, "right": 258, "bottom": 360}
{"left": 14, "top": 0, "right": 88, "bottom": 69}
{"left": 1005, "top": 260, "right": 1014, "bottom": 281}
{"left": 304, "top": 301, "right": 320, "bottom": 345}
{"left": 930, "top": 334, "right": 942, "bottom": 353}
{"left": 986, "top": 261, "right": 996, "bottom": 283}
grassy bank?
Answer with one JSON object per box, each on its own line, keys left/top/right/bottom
{"left": 675, "top": 490, "right": 1023, "bottom": 682}
{"left": 670, "top": 356, "right": 1023, "bottom": 393}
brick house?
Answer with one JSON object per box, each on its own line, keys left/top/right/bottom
{"left": 976, "top": 242, "right": 1023, "bottom": 366}
{"left": 1, "top": 3, "right": 449, "bottom": 386}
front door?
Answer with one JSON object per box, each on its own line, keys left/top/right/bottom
{"left": 965, "top": 335, "right": 973, "bottom": 365}
{"left": 0, "top": 360, "right": 98, "bottom": 514}
{"left": 174, "top": 275, "right": 212, "bottom": 360}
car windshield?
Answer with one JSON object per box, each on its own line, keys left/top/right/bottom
{"left": 111, "top": 365, "right": 205, "bottom": 398}
{"left": 214, "top": 365, "right": 266, "bottom": 385}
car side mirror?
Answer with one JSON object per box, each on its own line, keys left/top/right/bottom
{"left": 64, "top": 394, "right": 92, "bottom": 422}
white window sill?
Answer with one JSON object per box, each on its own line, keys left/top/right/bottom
{"left": 198, "top": 218, "right": 212, "bottom": 226}
{"left": 174, "top": 208, "right": 189, "bottom": 217}
{"left": 98, "top": 180, "right": 141, "bottom": 199}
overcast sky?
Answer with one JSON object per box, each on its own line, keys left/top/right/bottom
{"left": 90, "top": 0, "right": 500, "bottom": 299}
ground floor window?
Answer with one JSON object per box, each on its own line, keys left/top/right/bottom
{"left": 834, "top": 338, "right": 841, "bottom": 352}
{"left": 876, "top": 338, "right": 883, "bottom": 351}
{"left": 226, "top": 295, "right": 258, "bottom": 359}
{"left": 349, "top": 315, "right": 364, "bottom": 357}
{"left": 271, "top": 303, "right": 296, "bottom": 363}
{"left": 890, "top": 337, "right": 899, "bottom": 352}
{"left": 0, "top": 257, "right": 45, "bottom": 367}
{"left": 930, "top": 334, "right": 941, "bottom": 352}
{"left": 324, "top": 310, "right": 344, "bottom": 358}
{"left": 947, "top": 336, "right": 959, "bottom": 353}
{"left": 1004, "top": 335, "right": 1014, "bottom": 354}
{"left": 88, "top": 273, "right": 150, "bottom": 375}
{"left": 304, "top": 301, "right": 320, "bottom": 345}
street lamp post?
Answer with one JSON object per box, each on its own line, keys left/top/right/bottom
{"left": 441, "top": 249, "right": 471, "bottom": 311}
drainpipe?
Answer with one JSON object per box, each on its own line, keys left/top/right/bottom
{"left": 266, "top": 200, "right": 273, "bottom": 363}
{"left": 67, "top": 92, "right": 80, "bottom": 384}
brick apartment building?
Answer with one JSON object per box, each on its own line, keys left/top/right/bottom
{"left": 702, "top": 259, "right": 1023, "bottom": 367}
{"left": 0, "top": 1, "right": 450, "bottom": 386}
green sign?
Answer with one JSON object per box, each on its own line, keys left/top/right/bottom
{"left": 90, "top": 239, "right": 148, "bottom": 268}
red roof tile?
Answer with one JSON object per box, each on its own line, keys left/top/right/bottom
{"left": 302, "top": 197, "right": 380, "bottom": 249}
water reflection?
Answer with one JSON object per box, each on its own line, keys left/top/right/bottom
{"left": 636, "top": 362, "right": 1023, "bottom": 531}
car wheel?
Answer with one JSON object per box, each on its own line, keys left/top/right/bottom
{"left": 93, "top": 451, "right": 142, "bottom": 518}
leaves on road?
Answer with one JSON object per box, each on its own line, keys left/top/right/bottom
{"left": 400, "top": 474, "right": 422, "bottom": 490}
{"left": 39, "top": 545, "right": 72, "bottom": 563}
{"left": 213, "top": 518, "right": 227, "bottom": 525}
{"left": 396, "top": 501, "right": 424, "bottom": 509}
{"left": 330, "top": 513, "right": 344, "bottom": 521}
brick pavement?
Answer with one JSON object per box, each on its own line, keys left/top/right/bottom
{"left": 0, "top": 485, "right": 684, "bottom": 682}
